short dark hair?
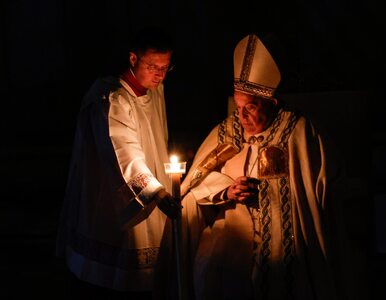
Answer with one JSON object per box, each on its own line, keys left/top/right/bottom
{"left": 130, "top": 26, "right": 174, "bottom": 55}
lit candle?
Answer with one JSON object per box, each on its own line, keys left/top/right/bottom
{"left": 163, "top": 154, "right": 187, "bottom": 300}
{"left": 164, "top": 155, "right": 186, "bottom": 198}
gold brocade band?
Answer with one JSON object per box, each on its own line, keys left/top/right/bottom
{"left": 234, "top": 80, "right": 275, "bottom": 99}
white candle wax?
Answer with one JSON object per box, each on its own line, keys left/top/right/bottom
{"left": 164, "top": 155, "right": 186, "bottom": 198}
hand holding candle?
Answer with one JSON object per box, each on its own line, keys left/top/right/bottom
{"left": 155, "top": 155, "right": 186, "bottom": 219}
{"left": 153, "top": 189, "right": 180, "bottom": 219}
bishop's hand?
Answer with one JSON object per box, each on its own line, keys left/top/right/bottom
{"left": 226, "top": 176, "right": 260, "bottom": 204}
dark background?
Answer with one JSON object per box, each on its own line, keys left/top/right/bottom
{"left": 1, "top": 0, "right": 385, "bottom": 299}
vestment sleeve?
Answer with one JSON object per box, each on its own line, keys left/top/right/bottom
{"left": 181, "top": 124, "right": 235, "bottom": 205}
{"left": 190, "top": 171, "right": 234, "bottom": 205}
{"left": 108, "top": 93, "right": 163, "bottom": 208}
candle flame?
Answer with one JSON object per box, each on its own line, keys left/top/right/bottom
{"left": 164, "top": 154, "right": 186, "bottom": 174}
{"left": 170, "top": 155, "right": 178, "bottom": 163}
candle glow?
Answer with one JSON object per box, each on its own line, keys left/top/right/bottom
{"left": 163, "top": 154, "right": 187, "bottom": 299}
{"left": 170, "top": 155, "right": 178, "bottom": 164}
{"left": 165, "top": 154, "right": 186, "bottom": 174}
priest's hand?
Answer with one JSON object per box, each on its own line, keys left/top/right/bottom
{"left": 226, "top": 176, "right": 260, "bottom": 204}
{"left": 154, "top": 189, "right": 182, "bottom": 219}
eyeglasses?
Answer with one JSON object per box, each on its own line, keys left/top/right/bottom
{"left": 138, "top": 58, "right": 174, "bottom": 74}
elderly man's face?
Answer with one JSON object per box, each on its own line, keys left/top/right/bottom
{"left": 234, "top": 91, "right": 276, "bottom": 135}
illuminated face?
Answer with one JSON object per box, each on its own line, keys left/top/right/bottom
{"left": 129, "top": 49, "right": 172, "bottom": 90}
{"left": 234, "top": 91, "right": 276, "bottom": 135}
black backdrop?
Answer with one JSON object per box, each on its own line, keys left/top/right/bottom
{"left": 1, "top": 0, "right": 385, "bottom": 299}
{"left": 1, "top": 0, "right": 383, "bottom": 150}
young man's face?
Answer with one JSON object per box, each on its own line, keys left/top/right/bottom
{"left": 234, "top": 91, "right": 276, "bottom": 135}
{"left": 129, "top": 49, "right": 172, "bottom": 90}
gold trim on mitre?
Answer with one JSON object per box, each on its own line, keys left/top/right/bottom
{"left": 234, "top": 34, "right": 281, "bottom": 98}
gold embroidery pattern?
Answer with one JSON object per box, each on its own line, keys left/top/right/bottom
{"left": 280, "top": 178, "right": 293, "bottom": 259}
{"left": 278, "top": 111, "right": 300, "bottom": 147}
{"left": 240, "top": 34, "right": 257, "bottom": 82}
{"left": 70, "top": 232, "right": 160, "bottom": 269}
{"left": 251, "top": 111, "right": 284, "bottom": 296}
{"left": 188, "top": 143, "right": 239, "bottom": 190}
{"left": 234, "top": 34, "right": 275, "bottom": 99}
{"left": 255, "top": 110, "right": 299, "bottom": 180}
{"left": 260, "top": 109, "right": 283, "bottom": 148}
{"left": 259, "top": 179, "right": 271, "bottom": 298}
{"left": 232, "top": 110, "right": 243, "bottom": 151}
{"left": 277, "top": 112, "right": 299, "bottom": 299}
{"left": 280, "top": 177, "right": 294, "bottom": 299}
{"left": 218, "top": 117, "right": 226, "bottom": 143}
{"left": 256, "top": 110, "right": 300, "bottom": 299}
{"left": 218, "top": 110, "right": 243, "bottom": 152}
{"left": 234, "top": 81, "right": 275, "bottom": 98}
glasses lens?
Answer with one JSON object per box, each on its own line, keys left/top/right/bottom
{"left": 138, "top": 57, "right": 174, "bottom": 74}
